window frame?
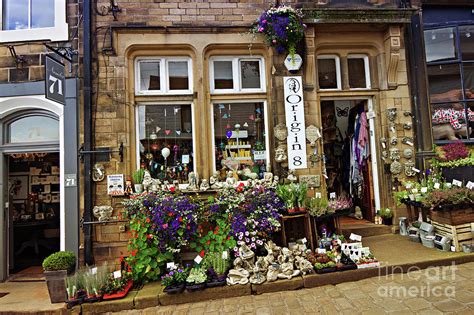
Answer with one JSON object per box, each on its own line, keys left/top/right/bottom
{"left": 209, "top": 100, "right": 270, "bottom": 175}
{"left": 135, "top": 102, "right": 197, "bottom": 175}
{"left": 2, "top": 110, "right": 59, "bottom": 146}
{"left": 317, "top": 55, "right": 342, "bottom": 91}
{"left": 0, "top": 0, "right": 68, "bottom": 43}
{"left": 135, "top": 57, "right": 193, "bottom": 96}
{"left": 347, "top": 54, "right": 371, "bottom": 90}
{"left": 209, "top": 56, "right": 266, "bottom": 94}
{"left": 424, "top": 24, "right": 474, "bottom": 144}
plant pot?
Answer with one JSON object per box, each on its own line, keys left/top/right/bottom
{"left": 206, "top": 278, "right": 227, "bottom": 288}
{"left": 186, "top": 282, "right": 206, "bottom": 292}
{"left": 336, "top": 263, "right": 357, "bottom": 272}
{"left": 315, "top": 267, "right": 337, "bottom": 274}
{"left": 287, "top": 208, "right": 298, "bottom": 214}
{"left": 66, "top": 297, "right": 83, "bottom": 309}
{"left": 84, "top": 294, "right": 100, "bottom": 303}
{"left": 44, "top": 270, "right": 67, "bottom": 303}
{"left": 163, "top": 283, "right": 185, "bottom": 295}
{"left": 134, "top": 184, "right": 144, "bottom": 193}
{"left": 103, "top": 281, "right": 133, "bottom": 300}
{"left": 442, "top": 165, "right": 474, "bottom": 183}
{"left": 297, "top": 207, "right": 307, "bottom": 213}
{"left": 382, "top": 217, "right": 393, "bottom": 225}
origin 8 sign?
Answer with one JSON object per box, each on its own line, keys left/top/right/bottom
{"left": 283, "top": 76, "right": 307, "bottom": 169}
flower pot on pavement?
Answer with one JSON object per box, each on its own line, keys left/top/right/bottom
{"left": 44, "top": 270, "right": 67, "bottom": 303}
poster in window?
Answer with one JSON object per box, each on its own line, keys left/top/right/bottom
{"left": 9, "top": 176, "right": 28, "bottom": 200}
{"left": 107, "top": 174, "right": 125, "bottom": 196}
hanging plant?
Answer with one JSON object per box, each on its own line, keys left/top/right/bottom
{"left": 251, "top": 5, "right": 306, "bottom": 58}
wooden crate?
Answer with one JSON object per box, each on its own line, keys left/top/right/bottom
{"left": 431, "top": 221, "right": 473, "bottom": 252}
{"left": 430, "top": 207, "right": 474, "bottom": 226}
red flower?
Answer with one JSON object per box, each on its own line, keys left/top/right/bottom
{"left": 119, "top": 256, "right": 124, "bottom": 262}
{"left": 200, "top": 250, "right": 205, "bottom": 257}
{"left": 162, "top": 223, "right": 168, "bottom": 229}
{"left": 168, "top": 212, "right": 174, "bottom": 217}
{"left": 131, "top": 249, "right": 138, "bottom": 257}
{"left": 206, "top": 240, "right": 211, "bottom": 245}
{"left": 187, "top": 225, "right": 190, "bottom": 230}
{"left": 214, "top": 230, "right": 218, "bottom": 235}
{"left": 147, "top": 234, "right": 153, "bottom": 239}
{"left": 169, "top": 186, "right": 176, "bottom": 193}
{"left": 146, "top": 218, "right": 151, "bottom": 223}
{"left": 178, "top": 216, "right": 183, "bottom": 222}
{"left": 227, "top": 236, "right": 231, "bottom": 240}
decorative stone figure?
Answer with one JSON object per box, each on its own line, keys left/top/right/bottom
{"left": 277, "top": 248, "right": 300, "bottom": 279}
{"left": 390, "top": 136, "right": 398, "bottom": 146}
{"left": 142, "top": 170, "right": 154, "bottom": 192}
{"left": 389, "top": 148, "right": 400, "bottom": 161}
{"left": 403, "top": 148, "right": 413, "bottom": 159}
{"left": 305, "top": 125, "right": 321, "bottom": 147}
{"left": 188, "top": 172, "right": 198, "bottom": 190}
{"left": 225, "top": 171, "right": 237, "bottom": 187}
{"left": 200, "top": 179, "right": 210, "bottom": 191}
{"left": 226, "top": 257, "right": 250, "bottom": 285}
{"left": 274, "top": 123, "right": 288, "bottom": 142}
{"left": 209, "top": 171, "right": 223, "bottom": 189}
{"left": 275, "top": 145, "right": 288, "bottom": 163}
{"left": 287, "top": 169, "right": 297, "bottom": 183}
{"left": 249, "top": 257, "right": 268, "bottom": 285}
{"left": 93, "top": 205, "right": 113, "bottom": 222}
{"left": 294, "top": 256, "right": 314, "bottom": 276}
{"left": 404, "top": 161, "right": 417, "bottom": 177}
{"left": 271, "top": 176, "right": 280, "bottom": 188}
{"left": 390, "top": 161, "right": 402, "bottom": 175}
{"left": 387, "top": 107, "right": 397, "bottom": 122}
{"left": 266, "top": 263, "right": 280, "bottom": 282}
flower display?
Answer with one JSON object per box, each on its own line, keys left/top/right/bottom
{"left": 251, "top": 5, "right": 306, "bottom": 57}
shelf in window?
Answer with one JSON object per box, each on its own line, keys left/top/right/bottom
{"left": 233, "top": 157, "right": 253, "bottom": 161}
{"left": 226, "top": 145, "right": 252, "bottom": 149}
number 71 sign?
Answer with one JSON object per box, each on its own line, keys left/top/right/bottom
{"left": 45, "top": 55, "right": 66, "bottom": 105}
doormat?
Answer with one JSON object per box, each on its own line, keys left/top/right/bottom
{"left": 0, "top": 292, "right": 9, "bottom": 299}
{"left": 10, "top": 266, "right": 45, "bottom": 282}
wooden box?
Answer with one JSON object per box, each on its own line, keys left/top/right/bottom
{"left": 430, "top": 207, "right": 474, "bottom": 226}
{"left": 432, "top": 220, "right": 473, "bottom": 252}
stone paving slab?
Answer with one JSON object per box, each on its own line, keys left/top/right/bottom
{"left": 133, "top": 282, "right": 163, "bottom": 309}
{"left": 251, "top": 276, "right": 303, "bottom": 295}
{"left": 81, "top": 289, "right": 139, "bottom": 314}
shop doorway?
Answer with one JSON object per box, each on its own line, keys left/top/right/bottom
{"left": 320, "top": 99, "right": 379, "bottom": 222}
{"left": 7, "top": 153, "right": 61, "bottom": 277}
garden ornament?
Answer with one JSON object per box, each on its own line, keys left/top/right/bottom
{"left": 274, "top": 123, "right": 288, "bottom": 142}
{"left": 387, "top": 107, "right": 397, "bottom": 122}
{"left": 209, "top": 171, "right": 223, "bottom": 189}
{"left": 390, "top": 136, "right": 398, "bottom": 146}
{"left": 187, "top": 172, "right": 198, "bottom": 190}
{"left": 277, "top": 248, "right": 300, "bottom": 279}
{"left": 294, "top": 256, "right": 314, "bottom": 276}
{"left": 226, "top": 257, "right": 250, "bottom": 286}
{"left": 403, "top": 122, "right": 412, "bottom": 130}
{"left": 266, "top": 263, "right": 280, "bottom": 282}
{"left": 390, "top": 161, "right": 402, "bottom": 175}
{"left": 249, "top": 257, "right": 267, "bottom": 285}
{"left": 380, "top": 137, "right": 387, "bottom": 149}
{"left": 305, "top": 125, "right": 321, "bottom": 147}
{"left": 93, "top": 205, "right": 113, "bottom": 222}
{"left": 404, "top": 161, "right": 417, "bottom": 177}
{"left": 275, "top": 145, "right": 288, "bottom": 163}
{"left": 225, "top": 171, "right": 237, "bottom": 187}
{"left": 402, "top": 137, "right": 414, "bottom": 146}
{"left": 92, "top": 163, "right": 105, "bottom": 182}
{"left": 199, "top": 179, "right": 210, "bottom": 191}
{"left": 382, "top": 150, "right": 389, "bottom": 159}
{"left": 403, "top": 148, "right": 413, "bottom": 159}
{"left": 389, "top": 148, "right": 400, "bottom": 161}
{"left": 287, "top": 169, "right": 297, "bottom": 183}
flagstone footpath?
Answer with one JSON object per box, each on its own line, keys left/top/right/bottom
{"left": 111, "top": 262, "right": 474, "bottom": 315}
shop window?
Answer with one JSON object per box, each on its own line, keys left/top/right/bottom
{"left": 136, "top": 104, "right": 194, "bottom": 183}
{"left": 212, "top": 102, "right": 268, "bottom": 177}
{"left": 210, "top": 57, "right": 265, "bottom": 93}
{"left": 317, "top": 55, "right": 341, "bottom": 90}
{"left": 1, "top": 0, "right": 68, "bottom": 43}
{"left": 7, "top": 115, "right": 59, "bottom": 143}
{"left": 135, "top": 58, "right": 192, "bottom": 95}
{"left": 348, "top": 55, "right": 370, "bottom": 89}
{"left": 424, "top": 24, "right": 474, "bottom": 142}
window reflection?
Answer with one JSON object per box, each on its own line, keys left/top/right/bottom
{"left": 318, "top": 58, "right": 338, "bottom": 89}
{"left": 424, "top": 27, "right": 457, "bottom": 62}
{"left": 428, "top": 64, "right": 462, "bottom": 102}
{"left": 3, "top": 0, "right": 54, "bottom": 30}
{"left": 9, "top": 116, "right": 59, "bottom": 143}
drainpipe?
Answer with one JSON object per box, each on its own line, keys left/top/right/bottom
{"left": 83, "top": 0, "right": 94, "bottom": 265}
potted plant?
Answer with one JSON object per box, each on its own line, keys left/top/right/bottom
{"left": 276, "top": 184, "right": 297, "bottom": 213}
{"left": 185, "top": 266, "right": 207, "bottom": 292}
{"left": 296, "top": 183, "right": 308, "bottom": 212}
{"left": 380, "top": 208, "right": 394, "bottom": 225}
{"left": 42, "top": 251, "right": 76, "bottom": 303}
{"left": 162, "top": 267, "right": 189, "bottom": 294}
{"left": 102, "top": 269, "right": 133, "bottom": 300}
{"left": 204, "top": 252, "right": 230, "bottom": 287}
{"left": 132, "top": 169, "right": 145, "bottom": 193}
{"left": 312, "top": 253, "right": 337, "bottom": 274}
{"left": 307, "top": 196, "right": 329, "bottom": 218}
{"left": 65, "top": 273, "right": 84, "bottom": 308}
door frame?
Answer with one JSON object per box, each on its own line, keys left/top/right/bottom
{"left": 319, "top": 96, "right": 381, "bottom": 218}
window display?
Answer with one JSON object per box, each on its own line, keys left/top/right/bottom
{"left": 137, "top": 104, "right": 194, "bottom": 183}
{"left": 213, "top": 102, "right": 267, "bottom": 177}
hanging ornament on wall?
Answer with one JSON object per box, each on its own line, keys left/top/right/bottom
{"left": 305, "top": 125, "right": 321, "bottom": 147}
{"left": 390, "top": 161, "right": 402, "bottom": 175}
{"left": 226, "top": 130, "right": 233, "bottom": 139}
{"left": 149, "top": 132, "right": 158, "bottom": 140}
{"left": 404, "top": 160, "right": 417, "bottom": 177}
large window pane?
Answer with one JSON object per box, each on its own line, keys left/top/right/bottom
{"left": 431, "top": 103, "right": 469, "bottom": 141}
{"left": 318, "top": 58, "right": 338, "bottom": 89}
{"left": 213, "top": 103, "right": 267, "bottom": 177}
{"left": 31, "top": 0, "right": 55, "bottom": 28}
{"left": 424, "top": 27, "right": 457, "bottom": 62}
{"left": 428, "top": 64, "right": 462, "bottom": 102}
{"left": 463, "top": 63, "right": 474, "bottom": 99}
{"left": 348, "top": 58, "right": 367, "bottom": 88}
{"left": 139, "top": 61, "right": 160, "bottom": 91}
{"left": 168, "top": 61, "right": 189, "bottom": 90}
{"left": 3, "top": 0, "right": 29, "bottom": 30}
{"left": 213, "top": 61, "right": 233, "bottom": 89}
{"left": 9, "top": 115, "right": 59, "bottom": 143}
{"left": 137, "top": 105, "right": 193, "bottom": 182}
{"left": 240, "top": 60, "right": 261, "bottom": 89}
{"left": 459, "top": 25, "right": 474, "bottom": 61}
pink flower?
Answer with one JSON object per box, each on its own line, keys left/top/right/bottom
{"left": 272, "top": 39, "right": 277, "bottom": 44}
{"left": 258, "top": 27, "right": 264, "bottom": 32}
{"left": 162, "top": 223, "right": 168, "bottom": 229}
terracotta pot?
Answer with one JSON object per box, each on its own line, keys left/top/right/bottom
{"left": 44, "top": 270, "right": 67, "bottom": 303}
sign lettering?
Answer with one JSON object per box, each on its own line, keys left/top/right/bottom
{"left": 45, "top": 56, "right": 66, "bottom": 105}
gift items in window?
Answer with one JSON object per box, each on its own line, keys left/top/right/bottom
{"left": 137, "top": 105, "right": 193, "bottom": 183}
{"left": 213, "top": 103, "right": 267, "bottom": 178}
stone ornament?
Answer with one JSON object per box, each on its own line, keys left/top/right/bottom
{"left": 249, "top": 257, "right": 268, "bottom": 285}
{"left": 277, "top": 248, "right": 300, "bottom": 280}
{"left": 404, "top": 161, "right": 417, "bottom": 177}
{"left": 390, "top": 136, "right": 398, "bottom": 146}
{"left": 93, "top": 205, "right": 113, "bottom": 222}
{"left": 390, "top": 148, "right": 400, "bottom": 161}
{"left": 199, "top": 179, "right": 210, "bottom": 191}
{"left": 299, "top": 175, "right": 321, "bottom": 188}
{"left": 142, "top": 170, "right": 161, "bottom": 192}
{"left": 287, "top": 169, "right": 297, "bottom": 183}
{"left": 209, "top": 171, "right": 223, "bottom": 189}
{"left": 92, "top": 163, "right": 105, "bottom": 182}
{"left": 390, "top": 161, "right": 402, "bottom": 175}
{"left": 382, "top": 150, "right": 389, "bottom": 159}
{"left": 403, "top": 122, "right": 412, "bottom": 130}
{"left": 380, "top": 137, "right": 387, "bottom": 149}
{"left": 387, "top": 107, "right": 397, "bottom": 122}
{"left": 227, "top": 242, "right": 255, "bottom": 285}
{"left": 274, "top": 123, "right": 288, "bottom": 142}
{"left": 225, "top": 171, "right": 237, "bottom": 187}
{"left": 294, "top": 256, "right": 314, "bottom": 276}
{"left": 275, "top": 145, "right": 288, "bottom": 163}
{"left": 402, "top": 137, "right": 414, "bottom": 146}
{"left": 305, "top": 125, "right": 321, "bottom": 147}
{"left": 308, "top": 153, "right": 321, "bottom": 167}
{"left": 187, "top": 171, "right": 199, "bottom": 190}
{"left": 403, "top": 148, "right": 413, "bottom": 159}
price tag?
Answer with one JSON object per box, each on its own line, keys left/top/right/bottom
{"left": 323, "top": 174, "right": 328, "bottom": 179}
{"left": 315, "top": 192, "right": 321, "bottom": 198}
{"left": 412, "top": 188, "right": 418, "bottom": 194}
{"left": 412, "top": 167, "right": 421, "bottom": 173}
{"left": 329, "top": 192, "right": 336, "bottom": 199}
{"left": 446, "top": 183, "right": 452, "bottom": 188}
{"left": 467, "top": 181, "right": 474, "bottom": 189}
{"left": 452, "top": 179, "right": 462, "bottom": 187}
{"left": 367, "top": 111, "right": 376, "bottom": 119}
{"left": 113, "top": 270, "right": 122, "bottom": 279}
{"left": 194, "top": 255, "right": 203, "bottom": 264}
{"left": 166, "top": 262, "right": 176, "bottom": 270}
{"left": 434, "top": 183, "right": 440, "bottom": 189}
{"left": 390, "top": 126, "right": 396, "bottom": 133}
{"left": 421, "top": 187, "right": 428, "bottom": 193}
{"left": 381, "top": 142, "right": 386, "bottom": 149}
{"left": 336, "top": 238, "right": 342, "bottom": 245}
{"left": 317, "top": 248, "right": 326, "bottom": 254}
{"left": 91, "top": 267, "right": 97, "bottom": 275}
{"left": 222, "top": 251, "right": 228, "bottom": 260}
{"left": 406, "top": 183, "right": 412, "bottom": 189}
{"left": 349, "top": 233, "right": 362, "bottom": 242}
{"left": 182, "top": 155, "right": 190, "bottom": 164}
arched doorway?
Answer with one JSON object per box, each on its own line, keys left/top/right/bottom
{"left": 1, "top": 109, "right": 61, "bottom": 277}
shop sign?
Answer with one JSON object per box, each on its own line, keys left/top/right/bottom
{"left": 284, "top": 76, "right": 307, "bottom": 169}
{"left": 253, "top": 150, "right": 266, "bottom": 160}
{"left": 107, "top": 174, "right": 125, "bottom": 196}
{"left": 284, "top": 53, "right": 303, "bottom": 71}
{"left": 45, "top": 55, "right": 66, "bottom": 105}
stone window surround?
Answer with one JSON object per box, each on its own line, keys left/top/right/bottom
{"left": 0, "top": 0, "right": 68, "bottom": 43}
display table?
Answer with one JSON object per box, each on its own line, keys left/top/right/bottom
{"left": 402, "top": 200, "right": 428, "bottom": 222}
{"left": 280, "top": 213, "right": 314, "bottom": 251}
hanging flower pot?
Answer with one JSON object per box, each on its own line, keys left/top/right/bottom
{"left": 251, "top": 5, "right": 306, "bottom": 60}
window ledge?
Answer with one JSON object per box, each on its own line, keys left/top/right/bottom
{"left": 0, "top": 22, "right": 69, "bottom": 43}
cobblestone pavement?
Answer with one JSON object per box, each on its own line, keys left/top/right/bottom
{"left": 114, "top": 262, "right": 474, "bottom": 315}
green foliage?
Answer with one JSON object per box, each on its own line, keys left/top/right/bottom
{"left": 204, "top": 252, "right": 231, "bottom": 276}
{"left": 276, "top": 184, "right": 296, "bottom": 209}
{"left": 186, "top": 267, "right": 207, "bottom": 285}
{"left": 161, "top": 268, "right": 189, "bottom": 287}
{"left": 42, "top": 251, "right": 76, "bottom": 271}
{"left": 422, "top": 187, "right": 474, "bottom": 209}
{"left": 307, "top": 196, "right": 329, "bottom": 217}
{"left": 379, "top": 208, "right": 393, "bottom": 219}
{"left": 132, "top": 169, "right": 145, "bottom": 184}
{"left": 296, "top": 183, "right": 308, "bottom": 208}
{"left": 190, "top": 218, "right": 236, "bottom": 255}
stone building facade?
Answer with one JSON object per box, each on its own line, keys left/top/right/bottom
{"left": 86, "top": 0, "right": 422, "bottom": 266}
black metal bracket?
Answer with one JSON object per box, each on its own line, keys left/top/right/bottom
{"left": 7, "top": 46, "right": 26, "bottom": 68}
{"left": 44, "top": 44, "right": 77, "bottom": 63}
{"left": 96, "top": 0, "right": 122, "bottom": 21}
{"left": 79, "top": 142, "right": 124, "bottom": 162}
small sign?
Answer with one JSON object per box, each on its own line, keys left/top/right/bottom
{"left": 467, "top": 181, "right": 474, "bottom": 189}
{"left": 113, "top": 270, "right": 122, "bottom": 279}
{"left": 45, "top": 55, "right": 66, "bottom": 105}
{"left": 412, "top": 167, "right": 420, "bottom": 173}
{"left": 91, "top": 267, "right": 97, "bottom": 275}
{"left": 194, "top": 255, "right": 203, "bottom": 264}
{"left": 336, "top": 238, "right": 342, "bottom": 245}
{"left": 434, "top": 183, "right": 441, "bottom": 189}
{"left": 316, "top": 248, "right": 326, "bottom": 254}
{"left": 412, "top": 188, "right": 418, "bottom": 193}
{"left": 421, "top": 187, "right": 428, "bottom": 193}
{"left": 301, "top": 238, "right": 307, "bottom": 244}
{"left": 315, "top": 192, "right": 321, "bottom": 198}
{"left": 349, "top": 233, "right": 362, "bottom": 242}
{"left": 107, "top": 174, "right": 125, "bottom": 196}
{"left": 446, "top": 183, "right": 452, "bottom": 188}
{"left": 367, "top": 111, "right": 376, "bottom": 119}
{"left": 182, "top": 155, "right": 190, "bottom": 164}
{"left": 65, "top": 174, "right": 77, "bottom": 187}
{"left": 253, "top": 151, "right": 266, "bottom": 161}
{"left": 329, "top": 192, "right": 336, "bottom": 199}
{"left": 166, "top": 262, "right": 176, "bottom": 270}
{"left": 452, "top": 179, "right": 462, "bottom": 187}
{"left": 284, "top": 53, "right": 303, "bottom": 71}
{"left": 222, "top": 251, "right": 228, "bottom": 260}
